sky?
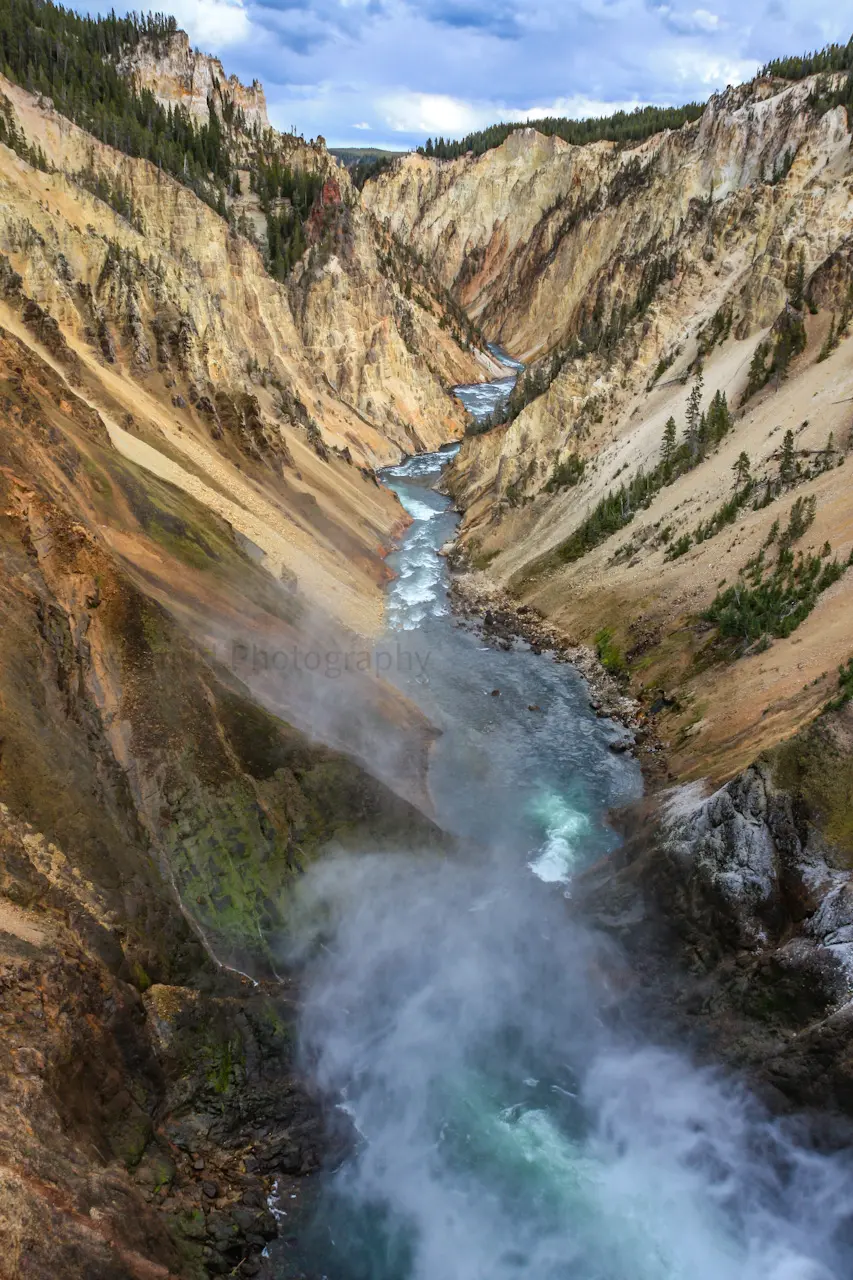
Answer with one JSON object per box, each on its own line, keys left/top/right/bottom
{"left": 105, "top": 0, "right": 853, "bottom": 148}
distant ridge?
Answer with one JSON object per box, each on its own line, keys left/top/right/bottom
{"left": 413, "top": 32, "right": 853, "bottom": 163}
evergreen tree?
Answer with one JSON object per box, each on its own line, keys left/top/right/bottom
{"left": 250, "top": 158, "right": 324, "bottom": 280}
{"left": 733, "top": 451, "right": 751, "bottom": 488}
{"left": 685, "top": 371, "right": 704, "bottom": 462}
{"left": 706, "top": 388, "right": 733, "bottom": 443}
{"left": 415, "top": 101, "right": 705, "bottom": 162}
{"left": 743, "top": 340, "right": 770, "bottom": 403}
{"left": 661, "top": 415, "right": 678, "bottom": 472}
{"left": 779, "top": 428, "right": 796, "bottom": 484}
{"left": 771, "top": 312, "right": 806, "bottom": 383}
{"left": 790, "top": 246, "right": 806, "bottom": 310}
{"left": 0, "top": 0, "right": 233, "bottom": 214}
{"left": 761, "top": 37, "right": 853, "bottom": 82}
{"left": 819, "top": 314, "right": 837, "bottom": 362}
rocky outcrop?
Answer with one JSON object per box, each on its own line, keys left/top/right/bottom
{"left": 0, "top": 803, "right": 326, "bottom": 1280}
{"left": 121, "top": 30, "right": 270, "bottom": 131}
{"left": 580, "top": 707, "right": 853, "bottom": 1113}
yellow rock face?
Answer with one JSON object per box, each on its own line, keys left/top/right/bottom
{"left": 368, "top": 75, "right": 853, "bottom": 779}
{"left": 120, "top": 29, "right": 271, "bottom": 130}
{"left": 0, "top": 72, "right": 491, "bottom": 639}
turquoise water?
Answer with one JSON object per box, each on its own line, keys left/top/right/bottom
{"left": 270, "top": 355, "right": 853, "bottom": 1280}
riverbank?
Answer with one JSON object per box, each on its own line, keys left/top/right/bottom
{"left": 440, "top": 349, "right": 669, "bottom": 786}
{"left": 446, "top": 566, "right": 672, "bottom": 786}
{"left": 444, "top": 524, "right": 853, "bottom": 1132}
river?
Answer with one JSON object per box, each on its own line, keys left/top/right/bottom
{"left": 273, "top": 350, "right": 853, "bottom": 1280}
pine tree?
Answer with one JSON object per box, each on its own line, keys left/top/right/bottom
{"left": 743, "top": 341, "right": 769, "bottom": 403}
{"left": 819, "top": 314, "right": 837, "bottom": 362}
{"left": 0, "top": 1, "right": 229, "bottom": 214}
{"left": 661, "top": 415, "right": 678, "bottom": 472}
{"left": 707, "top": 389, "right": 732, "bottom": 443}
{"left": 685, "top": 372, "right": 704, "bottom": 462}
{"left": 779, "top": 428, "right": 796, "bottom": 484}
{"left": 790, "top": 246, "right": 806, "bottom": 310}
{"left": 733, "top": 451, "right": 751, "bottom": 488}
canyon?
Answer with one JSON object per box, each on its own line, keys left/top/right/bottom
{"left": 0, "top": 11, "right": 852, "bottom": 1280}
{"left": 366, "top": 71, "right": 853, "bottom": 782}
{"left": 0, "top": 24, "right": 477, "bottom": 1276}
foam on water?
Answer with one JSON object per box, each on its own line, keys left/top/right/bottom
{"left": 385, "top": 447, "right": 459, "bottom": 481}
{"left": 454, "top": 376, "right": 516, "bottom": 421}
{"left": 527, "top": 791, "right": 592, "bottom": 884}
{"left": 454, "top": 344, "right": 522, "bottom": 425}
{"left": 385, "top": 526, "right": 448, "bottom": 629}
{"left": 401, "top": 495, "right": 443, "bottom": 523}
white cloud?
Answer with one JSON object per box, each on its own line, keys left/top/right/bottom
{"left": 168, "top": 0, "right": 251, "bottom": 49}
{"left": 352, "top": 121, "right": 371, "bottom": 129}
{"left": 520, "top": 94, "right": 652, "bottom": 120}
{"left": 653, "top": 3, "right": 728, "bottom": 34}
{"left": 691, "top": 8, "right": 723, "bottom": 31}
{"left": 374, "top": 89, "right": 658, "bottom": 139}
{"left": 664, "top": 47, "right": 760, "bottom": 87}
{"left": 168, "top": 0, "right": 853, "bottom": 147}
{"left": 378, "top": 92, "right": 491, "bottom": 135}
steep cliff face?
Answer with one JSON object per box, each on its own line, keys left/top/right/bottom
{"left": 0, "top": 321, "right": 446, "bottom": 964}
{"left": 579, "top": 706, "right": 853, "bottom": 1113}
{"left": 366, "top": 77, "right": 848, "bottom": 357}
{"left": 0, "top": 72, "right": 480, "bottom": 465}
{"left": 0, "top": 41, "right": 469, "bottom": 1275}
{"left": 0, "top": 70, "right": 491, "bottom": 641}
{"left": 121, "top": 30, "right": 270, "bottom": 130}
{"left": 0, "top": 316, "right": 449, "bottom": 1276}
{"left": 370, "top": 74, "right": 853, "bottom": 779}
{"left": 4, "top": 15, "right": 853, "bottom": 1271}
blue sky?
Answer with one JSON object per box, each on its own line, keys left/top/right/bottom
{"left": 114, "top": 0, "right": 853, "bottom": 148}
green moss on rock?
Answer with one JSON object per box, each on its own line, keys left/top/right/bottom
{"left": 767, "top": 711, "right": 853, "bottom": 868}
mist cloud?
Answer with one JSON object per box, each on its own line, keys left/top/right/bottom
{"left": 285, "top": 849, "right": 853, "bottom": 1280}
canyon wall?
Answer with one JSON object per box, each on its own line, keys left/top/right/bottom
{"left": 2, "top": 19, "right": 853, "bottom": 1275}
{"left": 368, "top": 74, "right": 853, "bottom": 781}
{"left": 0, "top": 41, "right": 470, "bottom": 1277}
{"left": 121, "top": 30, "right": 271, "bottom": 131}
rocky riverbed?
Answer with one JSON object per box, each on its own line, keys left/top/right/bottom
{"left": 447, "top": 569, "right": 672, "bottom": 783}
